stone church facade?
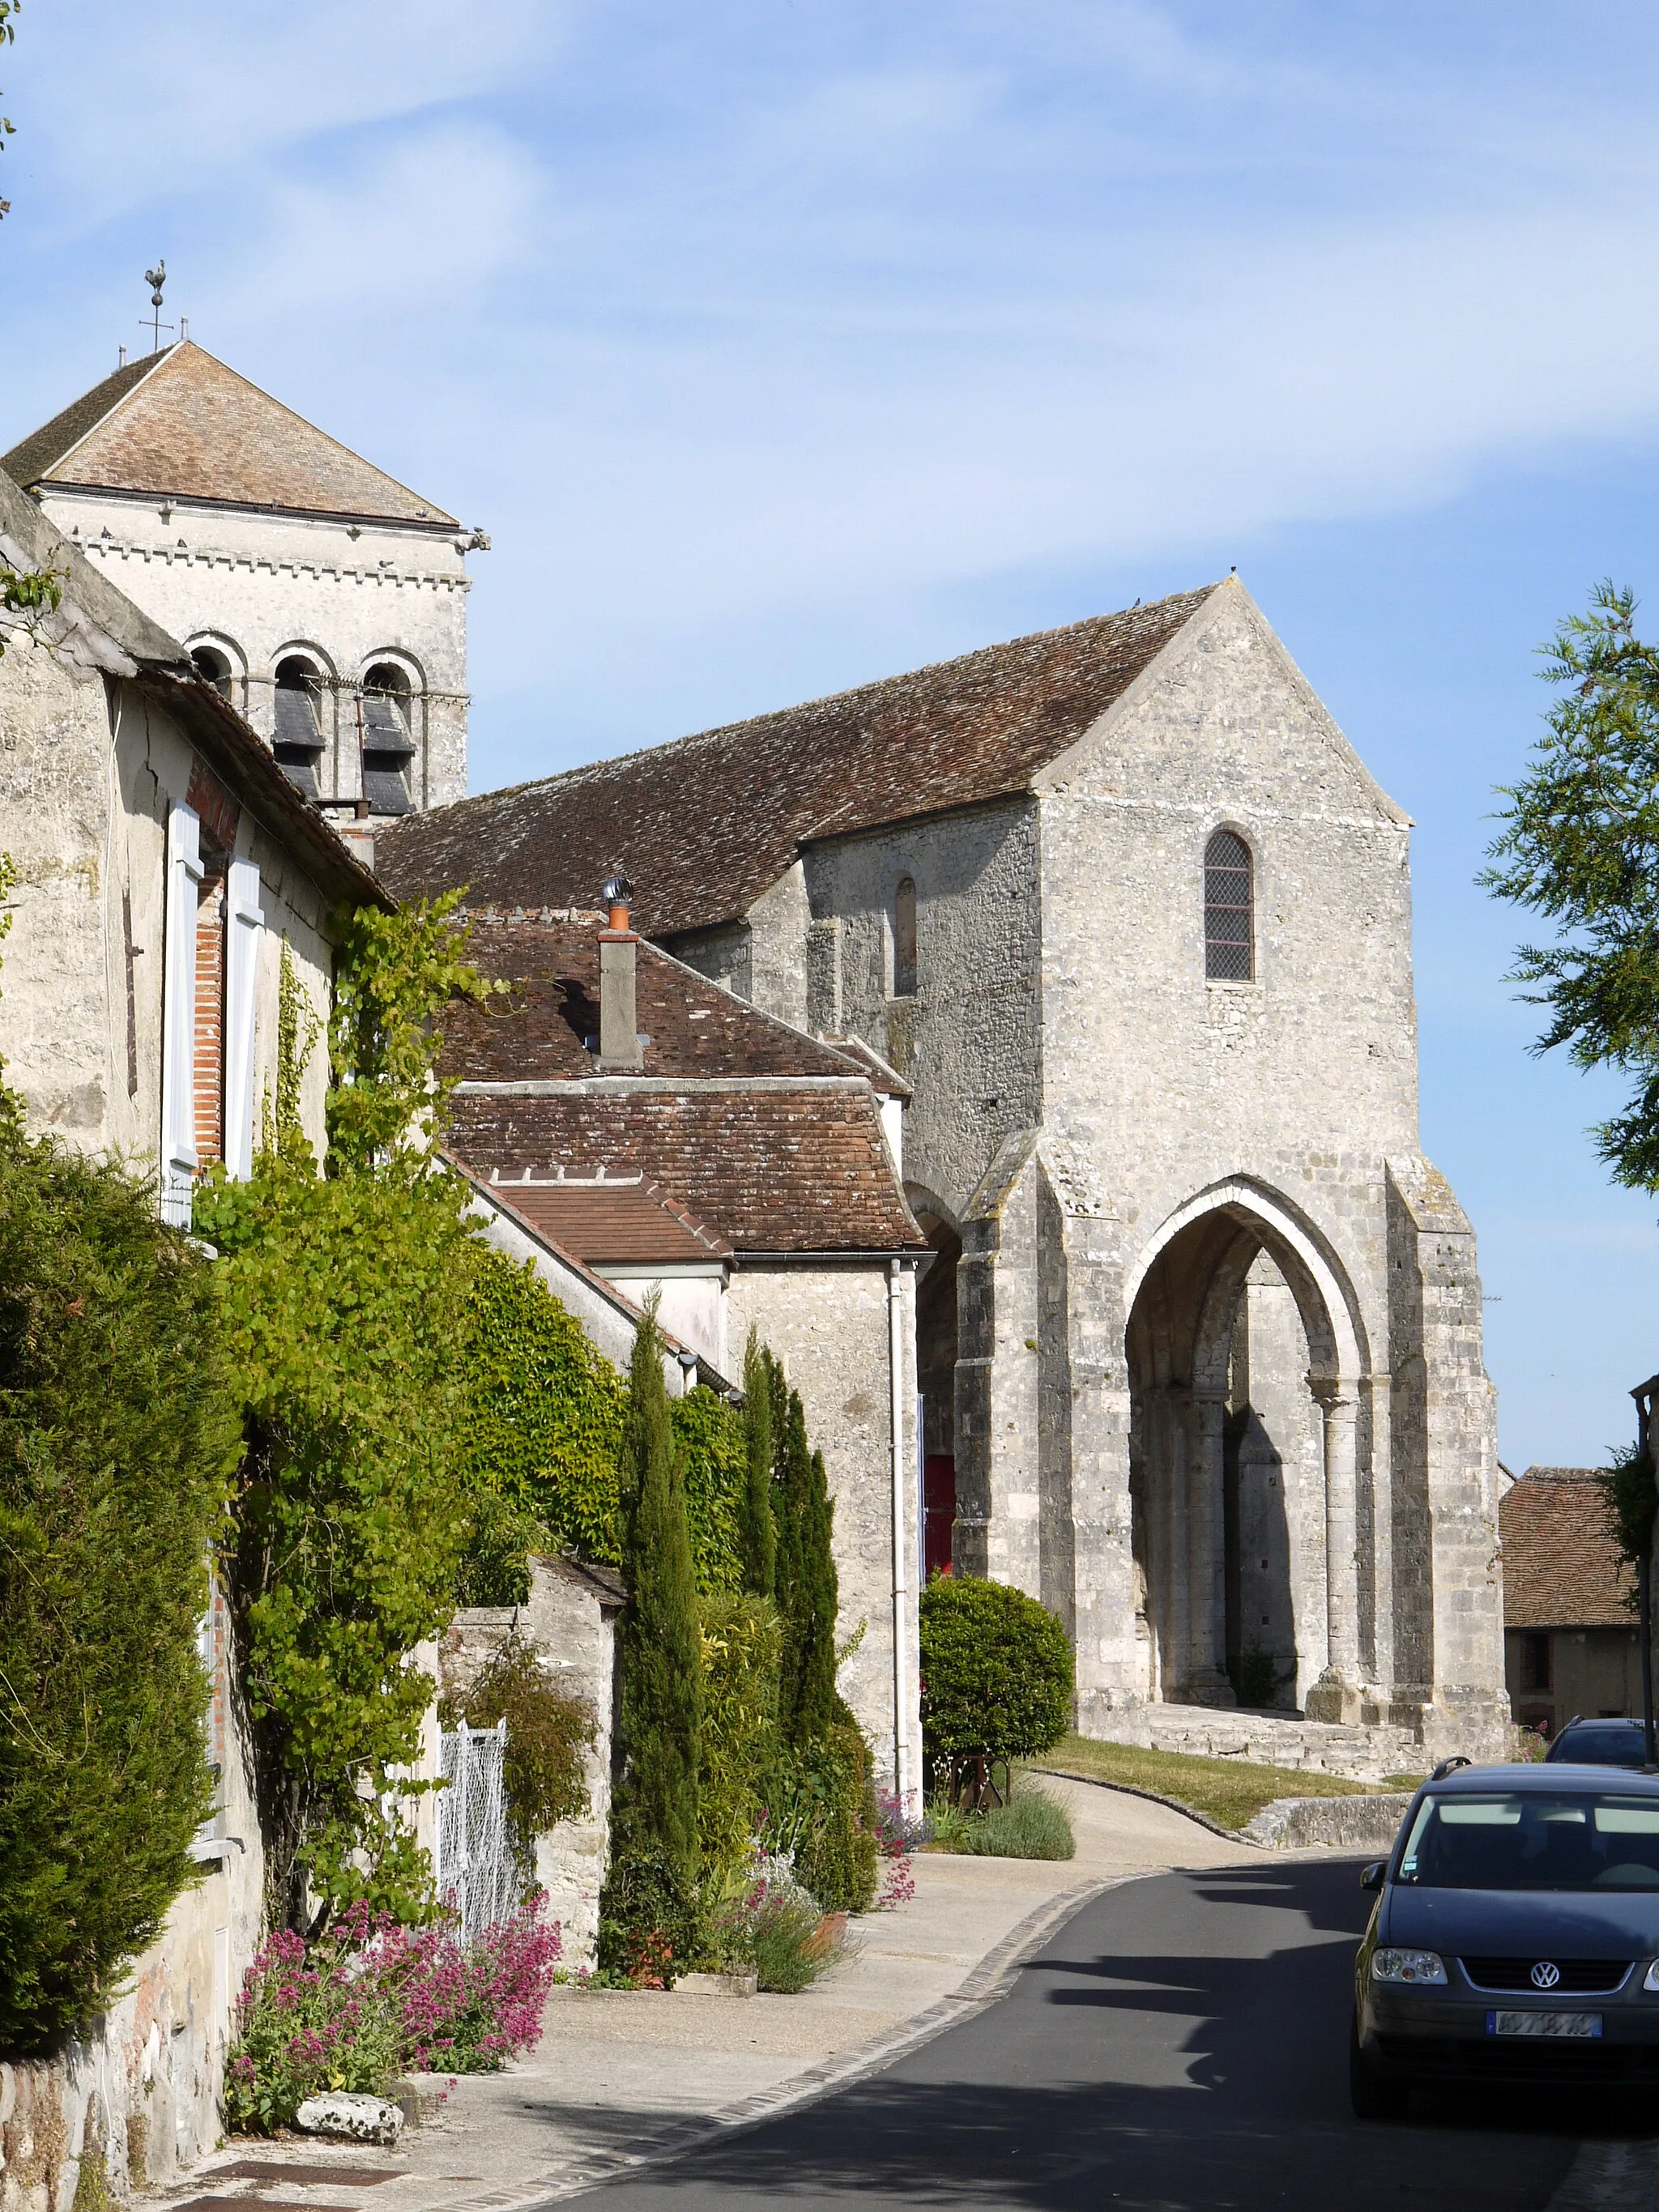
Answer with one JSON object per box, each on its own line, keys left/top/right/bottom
{"left": 381, "top": 578, "right": 1509, "bottom": 1758}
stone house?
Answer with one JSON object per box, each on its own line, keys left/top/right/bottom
{"left": 1499, "top": 1467, "right": 1640, "bottom": 1740}
{"left": 433, "top": 902, "right": 928, "bottom": 1801}
{"left": 379, "top": 578, "right": 1509, "bottom": 1760}
{"left": 0, "top": 461, "right": 389, "bottom": 2191}
{"left": 2, "top": 340, "right": 481, "bottom": 841}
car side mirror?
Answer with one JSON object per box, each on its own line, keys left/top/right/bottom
{"left": 1359, "top": 1861, "right": 1386, "bottom": 1893}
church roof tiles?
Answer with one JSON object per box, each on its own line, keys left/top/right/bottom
{"left": 376, "top": 585, "right": 1222, "bottom": 938}
{"left": 2, "top": 342, "right": 457, "bottom": 529}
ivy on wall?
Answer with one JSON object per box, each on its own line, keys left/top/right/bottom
{"left": 459, "top": 1250, "right": 747, "bottom": 1598}
{"left": 197, "top": 897, "right": 493, "bottom": 1933}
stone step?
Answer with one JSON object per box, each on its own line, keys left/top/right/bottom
{"left": 1085, "top": 1703, "right": 1426, "bottom": 1784}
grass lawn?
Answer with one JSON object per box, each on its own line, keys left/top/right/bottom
{"left": 1025, "top": 1733, "right": 1427, "bottom": 1833}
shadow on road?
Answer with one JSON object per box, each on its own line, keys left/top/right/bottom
{"left": 586, "top": 1860, "right": 1629, "bottom": 2210}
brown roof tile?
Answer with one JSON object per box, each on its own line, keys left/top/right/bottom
{"left": 443, "top": 912, "right": 904, "bottom": 1089}
{"left": 446, "top": 1085, "right": 924, "bottom": 1256}
{"left": 480, "top": 1174, "right": 731, "bottom": 1266}
{"left": 3, "top": 343, "right": 457, "bottom": 527}
{"left": 1500, "top": 1468, "right": 1636, "bottom": 1630}
{"left": 377, "top": 586, "right": 1221, "bottom": 938}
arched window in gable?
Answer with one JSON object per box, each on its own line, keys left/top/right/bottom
{"left": 1204, "top": 829, "right": 1254, "bottom": 982}
{"left": 893, "top": 875, "right": 919, "bottom": 998}
{"left": 273, "top": 656, "right": 326, "bottom": 797}
{"left": 360, "top": 662, "right": 417, "bottom": 816}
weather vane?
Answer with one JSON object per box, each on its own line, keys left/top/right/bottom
{"left": 143, "top": 260, "right": 173, "bottom": 354}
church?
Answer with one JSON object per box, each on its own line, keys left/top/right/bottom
{"left": 4, "top": 340, "right": 1510, "bottom": 1766}
{"left": 377, "top": 578, "right": 1510, "bottom": 1762}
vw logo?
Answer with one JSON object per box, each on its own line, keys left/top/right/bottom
{"left": 1530, "top": 1961, "right": 1561, "bottom": 1990}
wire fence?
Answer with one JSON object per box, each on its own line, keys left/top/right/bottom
{"left": 435, "top": 1720, "right": 525, "bottom": 1941}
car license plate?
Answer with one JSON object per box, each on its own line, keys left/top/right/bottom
{"left": 1486, "top": 2010, "right": 1602, "bottom": 2039}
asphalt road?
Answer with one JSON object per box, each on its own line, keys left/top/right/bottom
{"left": 577, "top": 1857, "right": 1606, "bottom": 2212}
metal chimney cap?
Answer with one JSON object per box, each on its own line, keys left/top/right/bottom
{"left": 600, "top": 870, "right": 633, "bottom": 906}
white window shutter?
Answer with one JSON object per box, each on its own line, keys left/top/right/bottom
{"left": 160, "top": 800, "right": 203, "bottom": 1225}
{"left": 223, "top": 858, "right": 262, "bottom": 1178}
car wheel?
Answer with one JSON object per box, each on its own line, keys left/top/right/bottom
{"left": 1349, "top": 2014, "right": 1406, "bottom": 2122}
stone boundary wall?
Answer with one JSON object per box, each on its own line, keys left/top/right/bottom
{"left": 1240, "top": 1792, "right": 1415, "bottom": 1852}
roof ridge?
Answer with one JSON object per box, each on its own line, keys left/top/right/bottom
{"left": 1, "top": 346, "right": 179, "bottom": 489}
{"left": 395, "top": 585, "right": 1223, "bottom": 823}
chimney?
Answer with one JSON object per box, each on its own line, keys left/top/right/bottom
{"left": 597, "top": 870, "right": 642, "bottom": 1071}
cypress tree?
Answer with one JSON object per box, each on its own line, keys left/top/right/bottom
{"left": 774, "top": 1386, "right": 840, "bottom": 1745}
{"left": 736, "top": 1330, "right": 775, "bottom": 1598}
{"left": 611, "top": 1298, "right": 702, "bottom": 1881}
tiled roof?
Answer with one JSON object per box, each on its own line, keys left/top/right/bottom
{"left": 442, "top": 913, "right": 902, "bottom": 1089}
{"left": 376, "top": 586, "right": 1222, "bottom": 939}
{"left": 1500, "top": 1468, "right": 1636, "bottom": 1630}
{"left": 480, "top": 1174, "right": 732, "bottom": 1267}
{"left": 446, "top": 1085, "right": 925, "bottom": 1257}
{"left": 2, "top": 343, "right": 457, "bottom": 528}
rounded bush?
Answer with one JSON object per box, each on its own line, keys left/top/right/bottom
{"left": 918, "top": 1575, "right": 1074, "bottom": 1767}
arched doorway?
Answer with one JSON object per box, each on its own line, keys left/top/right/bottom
{"left": 1125, "top": 1187, "right": 1366, "bottom": 1715}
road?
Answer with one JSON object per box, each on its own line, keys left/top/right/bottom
{"left": 574, "top": 1856, "right": 1606, "bottom": 2212}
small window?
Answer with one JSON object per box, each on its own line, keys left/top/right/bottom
{"left": 273, "top": 657, "right": 326, "bottom": 796}
{"left": 893, "top": 876, "right": 918, "bottom": 998}
{"left": 360, "top": 663, "right": 416, "bottom": 816}
{"left": 1520, "top": 1631, "right": 1553, "bottom": 1693}
{"left": 191, "top": 645, "right": 233, "bottom": 699}
{"left": 1204, "top": 829, "right": 1253, "bottom": 982}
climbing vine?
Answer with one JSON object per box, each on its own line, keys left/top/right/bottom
{"left": 197, "top": 899, "right": 489, "bottom": 1931}
{"left": 458, "top": 1249, "right": 748, "bottom": 1597}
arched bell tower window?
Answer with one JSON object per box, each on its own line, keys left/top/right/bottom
{"left": 893, "top": 875, "right": 919, "bottom": 999}
{"left": 360, "top": 663, "right": 416, "bottom": 816}
{"left": 273, "top": 657, "right": 326, "bottom": 797}
{"left": 190, "top": 645, "right": 233, "bottom": 699}
{"left": 1204, "top": 829, "right": 1254, "bottom": 982}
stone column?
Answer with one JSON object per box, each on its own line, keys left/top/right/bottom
{"left": 1183, "top": 1387, "right": 1235, "bottom": 1705}
{"left": 1306, "top": 1383, "right": 1362, "bottom": 1723}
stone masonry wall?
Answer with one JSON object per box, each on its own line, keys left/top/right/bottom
{"left": 38, "top": 488, "right": 471, "bottom": 812}
{"left": 725, "top": 1260, "right": 921, "bottom": 1795}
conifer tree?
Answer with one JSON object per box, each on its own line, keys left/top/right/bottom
{"left": 611, "top": 1298, "right": 702, "bottom": 1881}
{"left": 736, "top": 1330, "right": 776, "bottom": 1598}
{"left": 774, "top": 1385, "right": 840, "bottom": 1745}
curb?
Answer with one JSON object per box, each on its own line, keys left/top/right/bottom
{"left": 439, "top": 1876, "right": 1115, "bottom": 2210}
{"left": 1031, "top": 1765, "right": 1411, "bottom": 1852}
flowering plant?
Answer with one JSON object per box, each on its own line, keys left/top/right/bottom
{"left": 224, "top": 1894, "right": 562, "bottom": 2133}
{"left": 872, "top": 1788, "right": 932, "bottom": 1857}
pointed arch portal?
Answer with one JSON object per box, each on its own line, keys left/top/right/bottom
{"left": 1124, "top": 1183, "right": 1369, "bottom": 1715}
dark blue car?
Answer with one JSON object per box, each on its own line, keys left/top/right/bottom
{"left": 1352, "top": 1763, "right": 1659, "bottom": 2116}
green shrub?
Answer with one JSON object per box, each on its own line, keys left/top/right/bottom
{"left": 0, "top": 1128, "right": 241, "bottom": 2048}
{"left": 749, "top": 1887, "right": 839, "bottom": 1993}
{"left": 918, "top": 1576, "right": 1074, "bottom": 1794}
{"left": 965, "top": 1786, "right": 1076, "bottom": 1861}
{"left": 442, "top": 1634, "right": 594, "bottom": 1852}
{"left": 595, "top": 1851, "right": 702, "bottom": 1987}
{"left": 697, "top": 1595, "right": 781, "bottom": 1881}
{"left": 768, "top": 1723, "right": 879, "bottom": 1914}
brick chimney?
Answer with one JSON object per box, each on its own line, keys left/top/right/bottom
{"left": 597, "top": 871, "right": 642, "bottom": 1071}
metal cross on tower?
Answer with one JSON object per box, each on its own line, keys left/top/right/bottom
{"left": 143, "top": 260, "right": 173, "bottom": 353}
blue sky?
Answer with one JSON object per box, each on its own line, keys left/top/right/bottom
{"left": 5, "top": 2, "right": 1659, "bottom": 1468}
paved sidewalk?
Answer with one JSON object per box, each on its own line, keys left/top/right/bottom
{"left": 163, "top": 1779, "right": 1254, "bottom": 2212}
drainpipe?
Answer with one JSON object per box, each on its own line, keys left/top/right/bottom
{"left": 889, "top": 1258, "right": 914, "bottom": 1809}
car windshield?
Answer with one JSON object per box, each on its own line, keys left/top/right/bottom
{"left": 1397, "top": 1792, "right": 1659, "bottom": 1890}
{"left": 1550, "top": 1728, "right": 1644, "bottom": 1767}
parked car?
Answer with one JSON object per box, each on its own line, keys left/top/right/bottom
{"left": 1351, "top": 1764, "right": 1659, "bottom": 2117}
{"left": 1545, "top": 1716, "right": 1648, "bottom": 1769}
